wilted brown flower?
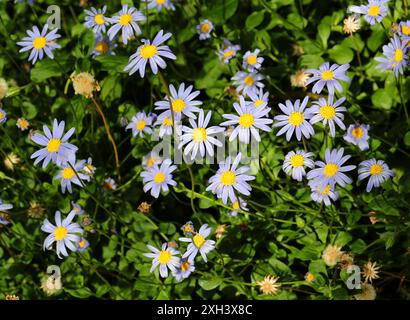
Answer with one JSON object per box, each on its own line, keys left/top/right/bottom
{"left": 339, "top": 252, "right": 354, "bottom": 270}
{"left": 354, "top": 283, "right": 376, "bottom": 300}
{"left": 27, "top": 201, "right": 45, "bottom": 219}
{"left": 362, "top": 261, "right": 381, "bottom": 283}
{"left": 0, "top": 78, "right": 8, "bottom": 100}
{"left": 138, "top": 202, "right": 151, "bottom": 214}
{"left": 41, "top": 276, "right": 62, "bottom": 296}
{"left": 291, "top": 70, "right": 311, "bottom": 88}
{"left": 4, "top": 152, "right": 21, "bottom": 171}
{"left": 322, "top": 244, "right": 343, "bottom": 267}
{"left": 215, "top": 224, "right": 227, "bottom": 240}
{"left": 343, "top": 16, "right": 361, "bottom": 35}
{"left": 292, "top": 43, "right": 304, "bottom": 56}
{"left": 257, "top": 275, "right": 280, "bottom": 295}
{"left": 71, "top": 72, "right": 100, "bottom": 98}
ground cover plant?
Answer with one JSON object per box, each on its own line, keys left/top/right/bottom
{"left": 0, "top": 0, "right": 409, "bottom": 300}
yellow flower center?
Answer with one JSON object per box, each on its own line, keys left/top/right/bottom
{"left": 220, "top": 170, "right": 236, "bottom": 186}
{"left": 323, "top": 163, "right": 339, "bottom": 178}
{"left": 140, "top": 44, "right": 158, "bottom": 59}
{"left": 0, "top": 112, "right": 4, "bottom": 120}
{"left": 54, "top": 226, "right": 68, "bottom": 241}
{"left": 393, "top": 49, "right": 403, "bottom": 62}
{"left": 247, "top": 55, "right": 257, "bottom": 65}
{"left": 288, "top": 112, "right": 304, "bottom": 126}
{"left": 319, "top": 105, "right": 336, "bottom": 119}
{"left": 78, "top": 240, "right": 86, "bottom": 248}
{"left": 154, "top": 172, "right": 165, "bottom": 184}
{"left": 94, "top": 13, "right": 105, "bottom": 25}
{"left": 147, "top": 158, "right": 154, "bottom": 168}
{"left": 17, "top": 118, "right": 29, "bottom": 129}
{"left": 352, "top": 127, "right": 364, "bottom": 138}
{"left": 181, "top": 261, "right": 190, "bottom": 271}
{"left": 368, "top": 5, "right": 380, "bottom": 17}
{"left": 85, "top": 164, "right": 94, "bottom": 173}
{"left": 171, "top": 98, "right": 186, "bottom": 112}
{"left": 244, "top": 75, "right": 254, "bottom": 86}
{"left": 223, "top": 50, "right": 234, "bottom": 58}
{"left": 402, "top": 25, "right": 410, "bottom": 35}
{"left": 161, "top": 116, "right": 172, "bottom": 126}
{"left": 192, "top": 128, "right": 207, "bottom": 142}
{"left": 370, "top": 164, "right": 383, "bottom": 175}
{"left": 136, "top": 120, "right": 146, "bottom": 131}
{"left": 47, "top": 138, "right": 61, "bottom": 153}
{"left": 232, "top": 201, "right": 240, "bottom": 210}
{"left": 305, "top": 272, "right": 315, "bottom": 282}
{"left": 290, "top": 154, "right": 304, "bottom": 168}
{"left": 321, "top": 70, "right": 334, "bottom": 81}
{"left": 193, "top": 234, "right": 205, "bottom": 248}
{"left": 254, "top": 99, "right": 264, "bottom": 108}
{"left": 62, "top": 168, "right": 75, "bottom": 180}
{"left": 33, "top": 36, "right": 47, "bottom": 49}
{"left": 200, "top": 23, "right": 211, "bottom": 33}
{"left": 322, "top": 185, "right": 331, "bottom": 195}
{"left": 156, "top": 0, "right": 166, "bottom": 3}
{"left": 119, "top": 13, "right": 132, "bottom": 26}
{"left": 183, "top": 224, "right": 194, "bottom": 233}
{"left": 238, "top": 113, "right": 255, "bottom": 127}
{"left": 158, "top": 250, "right": 172, "bottom": 264}
{"left": 95, "top": 41, "right": 109, "bottom": 54}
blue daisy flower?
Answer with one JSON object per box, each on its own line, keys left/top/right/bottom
{"left": 17, "top": 24, "right": 61, "bottom": 64}
{"left": 147, "top": 0, "right": 175, "bottom": 11}
{"left": 221, "top": 95, "right": 272, "bottom": 144}
{"left": 273, "top": 96, "right": 315, "bottom": 141}
{"left": 375, "top": 35, "right": 408, "bottom": 77}
{"left": 348, "top": 0, "right": 389, "bottom": 25}
{"left": 0, "top": 199, "right": 13, "bottom": 225}
{"left": 358, "top": 159, "right": 395, "bottom": 192}
{"left": 92, "top": 34, "right": 117, "bottom": 57}
{"left": 84, "top": 6, "right": 109, "bottom": 35}
{"left": 107, "top": 4, "right": 146, "bottom": 44}
{"left": 172, "top": 258, "right": 195, "bottom": 282}
{"left": 343, "top": 123, "right": 370, "bottom": 151}
{"left": 197, "top": 20, "right": 213, "bottom": 40}
{"left": 0, "top": 108, "right": 7, "bottom": 124}
{"left": 307, "top": 148, "right": 356, "bottom": 191}
{"left": 305, "top": 62, "right": 350, "bottom": 96}
{"left": 124, "top": 30, "right": 176, "bottom": 77}
{"left": 55, "top": 158, "right": 90, "bottom": 194}
{"left": 30, "top": 119, "right": 78, "bottom": 169}
{"left": 309, "top": 95, "right": 347, "bottom": 137}
{"left": 206, "top": 153, "right": 255, "bottom": 204}
{"left": 179, "top": 224, "right": 215, "bottom": 263}
{"left": 140, "top": 159, "right": 177, "bottom": 198}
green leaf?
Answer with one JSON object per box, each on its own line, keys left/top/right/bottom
{"left": 367, "top": 28, "right": 386, "bottom": 52}
{"left": 328, "top": 44, "right": 354, "bottom": 64}
{"left": 300, "top": 54, "right": 325, "bottom": 68}
{"left": 101, "top": 74, "right": 122, "bottom": 102}
{"left": 198, "top": 276, "right": 223, "bottom": 291}
{"left": 64, "top": 287, "right": 93, "bottom": 299}
{"left": 350, "top": 239, "right": 367, "bottom": 254}
{"left": 317, "top": 20, "right": 331, "bottom": 49}
{"left": 246, "top": 11, "right": 265, "bottom": 29}
{"left": 206, "top": 0, "right": 238, "bottom": 24}
{"left": 371, "top": 89, "right": 393, "bottom": 109}
{"left": 94, "top": 55, "right": 129, "bottom": 72}
{"left": 404, "top": 131, "right": 410, "bottom": 146}
{"left": 30, "top": 59, "right": 64, "bottom": 83}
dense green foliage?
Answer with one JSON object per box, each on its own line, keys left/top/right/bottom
{"left": 0, "top": 0, "right": 409, "bottom": 300}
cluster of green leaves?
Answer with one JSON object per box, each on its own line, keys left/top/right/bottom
{"left": 0, "top": 0, "right": 409, "bottom": 300}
